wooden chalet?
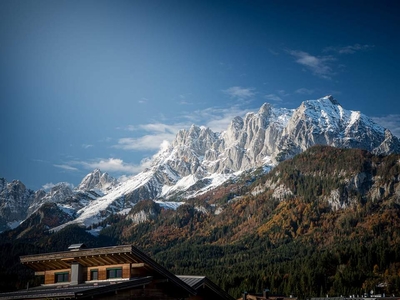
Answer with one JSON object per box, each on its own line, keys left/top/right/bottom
{"left": 0, "top": 244, "right": 234, "bottom": 300}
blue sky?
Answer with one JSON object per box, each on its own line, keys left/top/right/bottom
{"left": 1, "top": 0, "right": 399, "bottom": 190}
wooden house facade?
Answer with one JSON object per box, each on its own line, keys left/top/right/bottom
{"left": 0, "top": 244, "right": 234, "bottom": 300}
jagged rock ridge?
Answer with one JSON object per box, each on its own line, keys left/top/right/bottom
{"left": 0, "top": 170, "right": 118, "bottom": 232}
{"left": 2, "top": 96, "right": 399, "bottom": 231}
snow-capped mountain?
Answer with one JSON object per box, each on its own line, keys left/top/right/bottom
{"left": 0, "top": 179, "right": 35, "bottom": 231}
{"left": 0, "top": 170, "right": 118, "bottom": 232}
{"left": 77, "top": 168, "right": 118, "bottom": 192}
{"left": 2, "top": 96, "right": 399, "bottom": 232}
{"left": 276, "top": 96, "right": 400, "bottom": 161}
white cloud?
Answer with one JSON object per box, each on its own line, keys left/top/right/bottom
{"left": 42, "top": 182, "right": 74, "bottom": 190}
{"left": 116, "top": 133, "right": 176, "bottom": 151}
{"left": 223, "top": 86, "right": 255, "bottom": 100}
{"left": 324, "top": 44, "right": 374, "bottom": 54}
{"left": 295, "top": 88, "right": 315, "bottom": 95}
{"left": 178, "top": 94, "right": 193, "bottom": 105}
{"left": 159, "top": 140, "right": 171, "bottom": 152}
{"left": 54, "top": 103, "right": 267, "bottom": 181}
{"left": 117, "top": 174, "right": 134, "bottom": 183}
{"left": 82, "top": 144, "right": 93, "bottom": 149}
{"left": 138, "top": 123, "right": 181, "bottom": 133}
{"left": 53, "top": 164, "right": 79, "bottom": 171}
{"left": 99, "top": 137, "right": 112, "bottom": 143}
{"left": 179, "top": 100, "right": 193, "bottom": 105}
{"left": 115, "top": 102, "right": 258, "bottom": 153}
{"left": 371, "top": 115, "right": 400, "bottom": 137}
{"left": 115, "top": 123, "right": 183, "bottom": 151}
{"left": 206, "top": 118, "right": 235, "bottom": 132}
{"left": 289, "top": 50, "right": 335, "bottom": 79}
{"left": 117, "top": 104, "right": 253, "bottom": 152}
{"left": 138, "top": 98, "right": 148, "bottom": 104}
{"left": 265, "top": 94, "right": 282, "bottom": 102}
{"left": 79, "top": 158, "right": 146, "bottom": 174}
{"left": 42, "top": 182, "right": 56, "bottom": 190}
{"left": 185, "top": 105, "right": 253, "bottom": 132}
{"left": 277, "top": 90, "right": 290, "bottom": 97}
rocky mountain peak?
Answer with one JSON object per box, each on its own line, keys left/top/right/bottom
{"left": 373, "top": 129, "right": 400, "bottom": 154}
{"left": 77, "top": 169, "right": 118, "bottom": 192}
{"left": 8, "top": 180, "right": 27, "bottom": 194}
{"left": 34, "top": 182, "right": 75, "bottom": 205}
{"left": 0, "top": 178, "right": 35, "bottom": 231}
{"left": 324, "top": 95, "right": 341, "bottom": 105}
{"left": 188, "top": 124, "right": 201, "bottom": 136}
{"left": 258, "top": 102, "right": 272, "bottom": 116}
{"left": 3, "top": 96, "right": 400, "bottom": 232}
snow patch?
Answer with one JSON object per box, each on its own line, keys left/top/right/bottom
{"left": 161, "top": 174, "right": 197, "bottom": 197}
{"left": 7, "top": 220, "right": 22, "bottom": 230}
{"left": 195, "top": 206, "right": 208, "bottom": 214}
{"left": 272, "top": 185, "right": 293, "bottom": 200}
{"left": 214, "top": 207, "right": 223, "bottom": 215}
{"left": 187, "top": 173, "right": 234, "bottom": 198}
{"left": 57, "top": 204, "right": 76, "bottom": 217}
{"left": 154, "top": 200, "right": 184, "bottom": 210}
{"left": 86, "top": 226, "right": 104, "bottom": 237}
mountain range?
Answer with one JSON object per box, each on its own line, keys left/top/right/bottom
{"left": 1, "top": 95, "right": 399, "bottom": 233}
{"left": 2, "top": 95, "right": 400, "bottom": 297}
{"left": 2, "top": 145, "right": 400, "bottom": 297}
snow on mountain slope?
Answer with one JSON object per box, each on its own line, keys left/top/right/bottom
{"left": 77, "top": 168, "right": 118, "bottom": 192}
{"left": 53, "top": 169, "right": 156, "bottom": 230}
{"left": 6, "top": 96, "right": 400, "bottom": 232}
{"left": 154, "top": 200, "right": 185, "bottom": 210}
{"left": 276, "top": 96, "right": 397, "bottom": 161}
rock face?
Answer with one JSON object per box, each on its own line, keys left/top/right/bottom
{"left": 116, "top": 95, "right": 400, "bottom": 209}
{"left": 0, "top": 170, "right": 118, "bottom": 232}
{"left": 77, "top": 169, "right": 118, "bottom": 192}
{"left": 153, "top": 96, "right": 399, "bottom": 179}
{"left": 27, "top": 182, "right": 74, "bottom": 216}
{"left": 2, "top": 96, "right": 400, "bottom": 231}
{"left": 275, "top": 96, "right": 399, "bottom": 161}
{"left": 0, "top": 179, "right": 35, "bottom": 231}
{"left": 148, "top": 102, "right": 293, "bottom": 187}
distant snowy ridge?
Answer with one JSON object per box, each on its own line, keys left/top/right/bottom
{"left": 0, "top": 169, "right": 119, "bottom": 232}
{"left": 3, "top": 96, "right": 400, "bottom": 232}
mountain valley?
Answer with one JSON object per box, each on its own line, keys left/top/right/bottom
{"left": 1, "top": 97, "right": 400, "bottom": 298}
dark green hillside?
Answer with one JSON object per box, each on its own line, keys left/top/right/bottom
{"left": 1, "top": 146, "right": 400, "bottom": 299}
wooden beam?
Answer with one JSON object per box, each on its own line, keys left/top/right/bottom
{"left": 131, "top": 263, "right": 145, "bottom": 268}
{"left": 20, "top": 245, "right": 134, "bottom": 263}
{"left": 96, "top": 256, "right": 109, "bottom": 265}
{"left": 102, "top": 255, "right": 117, "bottom": 265}
{"left": 61, "top": 258, "right": 74, "bottom": 262}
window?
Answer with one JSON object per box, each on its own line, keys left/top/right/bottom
{"left": 55, "top": 272, "right": 69, "bottom": 283}
{"left": 90, "top": 269, "right": 98, "bottom": 280}
{"left": 106, "top": 267, "right": 122, "bottom": 279}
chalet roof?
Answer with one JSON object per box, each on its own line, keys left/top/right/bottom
{"left": 21, "top": 245, "right": 137, "bottom": 270}
{"left": 11, "top": 245, "right": 235, "bottom": 300}
{"left": 177, "top": 275, "right": 206, "bottom": 289}
{"left": 20, "top": 245, "right": 196, "bottom": 296}
{"left": 0, "top": 276, "right": 153, "bottom": 300}
{"left": 68, "top": 243, "right": 86, "bottom": 251}
{"left": 178, "top": 275, "right": 235, "bottom": 300}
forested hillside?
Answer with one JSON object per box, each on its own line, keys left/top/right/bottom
{"left": 1, "top": 146, "right": 400, "bottom": 299}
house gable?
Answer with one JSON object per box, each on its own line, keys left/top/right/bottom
{"left": 0, "top": 244, "right": 234, "bottom": 300}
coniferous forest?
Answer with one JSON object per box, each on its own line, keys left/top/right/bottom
{"left": 1, "top": 146, "right": 400, "bottom": 299}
